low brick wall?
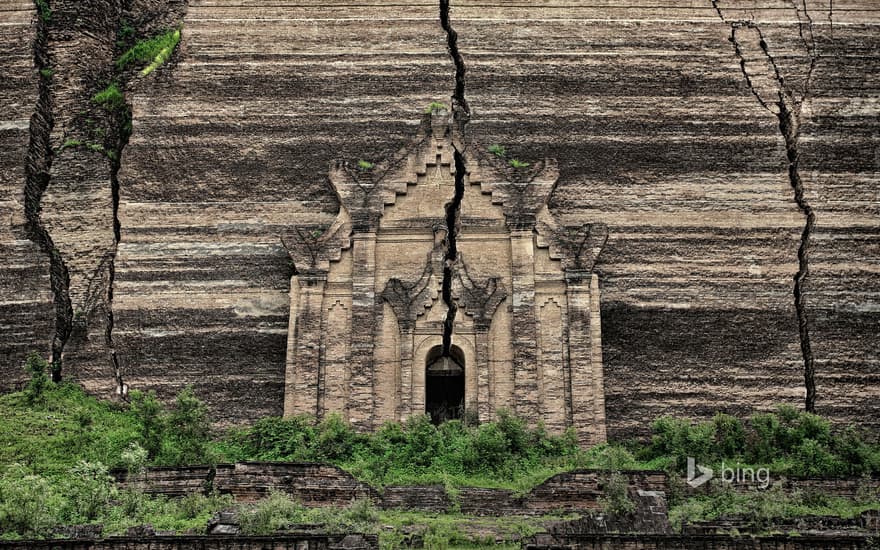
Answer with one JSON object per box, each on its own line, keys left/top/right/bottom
{"left": 118, "top": 464, "right": 669, "bottom": 516}
{"left": 214, "top": 462, "right": 378, "bottom": 504}
{"left": 0, "top": 533, "right": 378, "bottom": 550}
{"left": 686, "top": 475, "right": 880, "bottom": 499}
{"left": 379, "top": 485, "right": 452, "bottom": 512}
{"left": 113, "top": 465, "right": 214, "bottom": 497}
{"left": 524, "top": 470, "right": 667, "bottom": 514}
{"left": 524, "top": 533, "right": 872, "bottom": 550}
{"left": 458, "top": 487, "right": 520, "bottom": 515}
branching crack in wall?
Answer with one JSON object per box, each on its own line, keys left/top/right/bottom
{"left": 25, "top": 2, "right": 72, "bottom": 381}
{"left": 715, "top": 1, "right": 823, "bottom": 411}
{"left": 439, "top": 0, "right": 468, "bottom": 356}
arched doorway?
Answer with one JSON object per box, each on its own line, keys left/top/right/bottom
{"left": 425, "top": 345, "right": 465, "bottom": 424}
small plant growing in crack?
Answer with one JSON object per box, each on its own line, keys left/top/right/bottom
{"left": 35, "top": 0, "right": 51, "bottom": 23}
{"left": 117, "top": 27, "right": 182, "bottom": 76}
{"left": 39, "top": 67, "right": 53, "bottom": 79}
{"left": 92, "top": 83, "right": 125, "bottom": 111}
{"left": 508, "top": 158, "right": 530, "bottom": 169}
{"left": 357, "top": 160, "right": 374, "bottom": 171}
{"left": 58, "top": 139, "right": 83, "bottom": 153}
{"left": 488, "top": 144, "right": 506, "bottom": 158}
{"left": 425, "top": 101, "right": 448, "bottom": 114}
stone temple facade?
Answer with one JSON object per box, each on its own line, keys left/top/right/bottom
{"left": 283, "top": 112, "right": 608, "bottom": 444}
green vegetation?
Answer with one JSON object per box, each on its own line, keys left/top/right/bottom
{"left": 670, "top": 481, "right": 880, "bottom": 531}
{"left": 640, "top": 407, "right": 880, "bottom": 477}
{"left": 56, "top": 138, "right": 118, "bottom": 161}
{"left": 218, "top": 411, "right": 586, "bottom": 491}
{"left": 116, "top": 20, "right": 136, "bottom": 47}
{"left": 92, "top": 83, "right": 126, "bottom": 111}
{"left": 426, "top": 101, "right": 449, "bottom": 114}
{"left": 235, "top": 492, "right": 558, "bottom": 549}
{"left": 0, "top": 359, "right": 878, "bottom": 540}
{"left": 35, "top": 0, "right": 51, "bottom": 24}
{"left": 116, "top": 28, "right": 181, "bottom": 76}
{"left": 39, "top": 67, "right": 53, "bottom": 79}
{"left": 507, "top": 158, "right": 530, "bottom": 169}
{"left": 357, "top": 159, "right": 374, "bottom": 171}
{"left": 238, "top": 493, "right": 378, "bottom": 535}
{"left": 487, "top": 144, "right": 506, "bottom": 158}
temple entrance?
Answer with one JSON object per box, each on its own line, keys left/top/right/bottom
{"left": 425, "top": 345, "right": 465, "bottom": 424}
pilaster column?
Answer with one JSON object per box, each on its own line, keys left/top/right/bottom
{"left": 348, "top": 228, "right": 379, "bottom": 430}
{"left": 473, "top": 321, "right": 492, "bottom": 422}
{"left": 564, "top": 270, "right": 596, "bottom": 445}
{"left": 285, "top": 271, "right": 327, "bottom": 417}
{"left": 281, "top": 221, "right": 352, "bottom": 418}
{"left": 590, "top": 273, "right": 607, "bottom": 442}
{"left": 507, "top": 220, "right": 540, "bottom": 421}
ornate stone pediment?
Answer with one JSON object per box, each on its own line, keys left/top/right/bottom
{"left": 281, "top": 216, "right": 352, "bottom": 277}
{"left": 537, "top": 219, "right": 609, "bottom": 276}
{"left": 451, "top": 258, "right": 507, "bottom": 332}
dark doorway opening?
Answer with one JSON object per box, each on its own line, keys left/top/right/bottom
{"left": 425, "top": 345, "right": 465, "bottom": 424}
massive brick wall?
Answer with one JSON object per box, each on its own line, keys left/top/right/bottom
{"left": 0, "top": 2, "right": 54, "bottom": 382}
{"left": 1, "top": 1, "right": 878, "bottom": 437}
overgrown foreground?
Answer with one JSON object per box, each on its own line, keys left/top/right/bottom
{"left": 1, "top": 359, "right": 879, "bottom": 543}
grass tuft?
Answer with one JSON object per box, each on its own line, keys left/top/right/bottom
{"left": 425, "top": 101, "right": 448, "bottom": 114}
{"left": 116, "top": 28, "right": 181, "bottom": 75}
{"left": 92, "top": 83, "right": 125, "bottom": 111}
{"left": 488, "top": 144, "right": 506, "bottom": 158}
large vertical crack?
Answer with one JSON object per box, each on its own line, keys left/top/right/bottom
{"left": 439, "top": 0, "right": 468, "bottom": 357}
{"left": 714, "top": 2, "right": 824, "bottom": 412}
{"left": 105, "top": 0, "right": 187, "bottom": 395}
{"left": 105, "top": 85, "right": 131, "bottom": 396}
{"left": 24, "top": 0, "right": 73, "bottom": 381}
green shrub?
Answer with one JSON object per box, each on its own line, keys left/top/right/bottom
{"left": 177, "top": 492, "right": 233, "bottom": 520}
{"left": 92, "top": 83, "right": 125, "bottom": 111}
{"left": 237, "top": 491, "right": 305, "bottom": 535}
{"left": 160, "top": 386, "right": 212, "bottom": 465}
{"left": 834, "top": 425, "right": 880, "bottom": 476}
{"left": 117, "top": 28, "right": 181, "bottom": 75}
{"left": 23, "top": 353, "right": 50, "bottom": 407}
{"left": 120, "top": 441, "right": 148, "bottom": 478}
{"left": 598, "top": 471, "right": 635, "bottom": 516}
{"left": 0, "top": 464, "right": 60, "bottom": 538}
{"left": 129, "top": 390, "right": 164, "bottom": 460}
{"left": 594, "top": 444, "right": 638, "bottom": 471}
{"left": 61, "top": 461, "right": 115, "bottom": 522}
{"left": 648, "top": 416, "right": 715, "bottom": 469}
{"left": 713, "top": 413, "right": 746, "bottom": 459}
{"left": 357, "top": 159, "right": 374, "bottom": 171}
{"left": 508, "top": 158, "right": 530, "bottom": 169}
{"left": 39, "top": 67, "right": 53, "bottom": 79}
{"left": 793, "top": 438, "right": 843, "bottom": 477}
{"left": 225, "top": 415, "right": 317, "bottom": 461}
{"left": 315, "top": 413, "right": 358, "bottom": 461}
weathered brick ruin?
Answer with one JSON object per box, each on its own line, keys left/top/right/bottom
{"left": 1, "top": 0, "right": 878, "bottom": 438}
